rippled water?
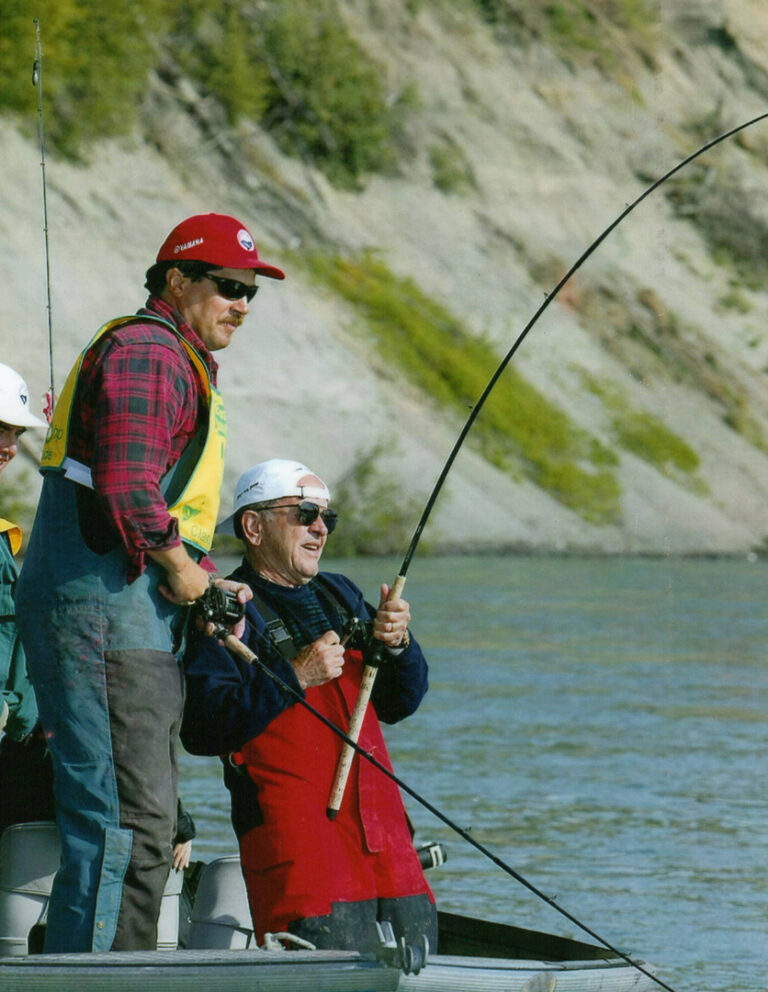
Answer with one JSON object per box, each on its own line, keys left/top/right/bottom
{"left": 179, "top": 555, "right": 768, "bottom": 992}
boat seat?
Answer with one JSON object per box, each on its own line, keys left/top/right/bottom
{"left": 0, "top": 821, "right": 184, "bottom": 956}
{"left": 185, "top": 855, "right": 255, "bottom": 949}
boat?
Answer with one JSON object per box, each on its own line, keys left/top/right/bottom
{"left": 0, "top": 820, "right": 659, "bottom": 991}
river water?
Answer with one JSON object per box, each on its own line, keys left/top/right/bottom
{"left": 178, "top": 554, "right": 768, "bottom": 992}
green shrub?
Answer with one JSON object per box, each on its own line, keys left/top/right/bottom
{"left": 170, "top": 0, "right": 271, "bottom": 125}
{"left": 305, "top": 250, "right": 622, "bottom": 524}
{"left": 3, "top": 0, "right": 413, "bottom": 186}
{"left": 718, "top": 288, "right": 751, "bottom": 313}
{"left": 428, "top": 141, "right": 475, "bottom": 194}
{"left": 466, "top": 0, "right": 659, "bottom": 69}
{"left": 665, "top": 163, "right": 768, "bottom": 289}
{"left": 1, "top": 0, "right": 168, "bottom": 157}
{"left": 258, "top": 1, "right": 400, "bottom": 188}
{"left": 328, "top": 445, "right": 423, "bottom": 556}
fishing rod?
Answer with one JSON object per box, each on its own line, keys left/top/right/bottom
{"left": 202, "top": 606, "right": 677, "bottom": 992}
{"left": 327, "top": 107, "right": 768, "bottom": 819}
{"left": 32, "top": 19, "right": 55, "bottom": 422}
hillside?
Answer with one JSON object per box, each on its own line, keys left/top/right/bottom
{"left": 4, "top": 0, "right": 768, "bottom": 556}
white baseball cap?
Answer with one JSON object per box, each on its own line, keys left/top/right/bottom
{"left": 218, "top": 458, "right": 331, "bottom": 535}
{"left": 0, "top": 364, "right": 46, "bottom": 428}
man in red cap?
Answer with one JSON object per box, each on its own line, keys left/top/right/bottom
{"left": 16, "top": 214, "right": 284, "bottom": 954}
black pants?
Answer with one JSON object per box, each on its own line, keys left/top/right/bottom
{"left": 288, "top": 894, "right": 438, "bottom": 953}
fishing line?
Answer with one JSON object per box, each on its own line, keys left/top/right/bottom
{"left": 212, "top": 614, "right": 677, "bottom": 992}
{"left": 328, "top": 108, "right": 768, "bottom": 818}
{"left": 32, "top": 19, "right": 55, "bottom": 419}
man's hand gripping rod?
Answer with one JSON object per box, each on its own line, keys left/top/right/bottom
{"left": 326, "top": 573, "right": 405, "bottom": 820}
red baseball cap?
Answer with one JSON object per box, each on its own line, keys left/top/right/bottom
{"left": 156, "top": 213, "right": 285, "bottom": 279}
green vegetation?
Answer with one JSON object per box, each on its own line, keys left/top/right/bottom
{"left": 428, "top": 141, "right": 475, "bottom": 195}
{"left": 466, "top": 0, "right": 659, "bottom": 71}
{"left": 328, "top": 445, "right": 423, "bottom": 556}
{"left": 717, "top": 287, "right": 751, "bottom": 314}
{"left": 305, "top": 250, "right": 622, "bottom": 524}
{"left": 559, "top": 279, "right": 768, "bottom": 453}
{"left": 664, "top": 161, "right": 768, "bottom": 290}
{"left": 584, "top": 375, "right": 701, "bottom": 479}
{"left": 3, "top": 0, "right": 409, "bottom": 187}
{"left": 2, "top": 0, "right": 168, "bottom": 158}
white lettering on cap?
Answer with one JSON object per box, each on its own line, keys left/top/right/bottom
{"left": 175, "top": 237, "right": 204, "bottom": 254}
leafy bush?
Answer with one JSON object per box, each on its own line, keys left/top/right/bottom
{"left": 465, "top": 0, "right": 659, "bottom": 70}
{"left": 1, "top": 0, "right": 168, "bottom": 158}
{"left": 257, "top": 1, "right": 404, "bottom": 188}
{"left": 305, "top": 250, "right": 622, "bottom": 524}
{"left": 3, "top": 0, "right": 411, "bottom": 187}
{"left": 665, "top": 162, "right": 768, "bottom": 290}
{"left": 328, "top": 445, "right": 423, "bottom": 556}
{"left": 428, "top": 141, "right": 475, "bottom": 194}
{"left": 170, "top": 0, "right": 272, "bottom": 125}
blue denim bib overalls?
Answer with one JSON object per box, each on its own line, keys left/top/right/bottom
{"left": 15, "top": 315, "right": 225, "bottom": 952}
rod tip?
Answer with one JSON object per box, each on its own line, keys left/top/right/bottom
{"left": 325, "top": 807, "right": 338, "bottom": 821}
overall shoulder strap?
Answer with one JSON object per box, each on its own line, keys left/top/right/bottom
{"left": 312, "top": 573, "right": 353, "bottom": 627}
{"left": 248, "top": 577, "right": 354, "bottom": 661}
{"left": 247, "top": 588, "right": 297, "bottom": 662}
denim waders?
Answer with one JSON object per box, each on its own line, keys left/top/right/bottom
{"left": 16, "top": 474, "right": 186, "bottom": 952}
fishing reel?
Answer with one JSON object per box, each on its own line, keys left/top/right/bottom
{"left": 341, "top": 615, "right": 376, "bottom": 654}
{"left": 193, "top": 583, "right": 245, "bottom": 627}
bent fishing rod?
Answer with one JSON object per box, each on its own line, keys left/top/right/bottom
{"left": 326, "top": 107, "right": 768, "bottom": 819}
{"left": 203, "top": 606, "right": 676, "bottom": 992}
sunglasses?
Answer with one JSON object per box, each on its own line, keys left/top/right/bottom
{"left": 268, "top": 501, "right": 339, "bottom": 534}
{"left": 204, "top": 273, "right": 259, "bottom": 303}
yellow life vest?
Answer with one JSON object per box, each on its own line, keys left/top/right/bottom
{"left": 0, "top": 519, "right": 22, "bottom": 557}
{"left": 41, "top": 315, "right": 226, "bottom": 555}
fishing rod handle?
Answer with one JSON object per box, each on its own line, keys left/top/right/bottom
{"left": 326, "top": 574, "right": 407, "bottom": 820}
{"left": 219, "top": 630, "right": 256, "bottom": 665}
{"left": 326, "top": 662, "right": 378, "bottom": 819}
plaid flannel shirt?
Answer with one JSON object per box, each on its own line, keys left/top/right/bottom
{"left": 67, "top": 296, "right": 219, "bottom": 580}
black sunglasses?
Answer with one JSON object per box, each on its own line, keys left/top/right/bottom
{"left": 204, "top": 273, "right": 259, "bottom": 303}
{"left": 268, "top": 501, "right": 338, "bottom": 534}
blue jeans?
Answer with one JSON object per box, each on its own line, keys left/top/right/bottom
{"left": 16, "top": 474, "right": 185, "bottom": 952}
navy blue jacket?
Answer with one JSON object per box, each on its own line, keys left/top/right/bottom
{"left": 181, "top": 561, "right": 429, "bottom": 758}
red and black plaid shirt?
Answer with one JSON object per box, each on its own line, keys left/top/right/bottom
{"left": 67, "top": 296, "right": 219, "bottom": 580}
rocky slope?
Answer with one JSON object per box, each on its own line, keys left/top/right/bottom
{"left": 4, "top": 0, "right": 768, "bottom": 555}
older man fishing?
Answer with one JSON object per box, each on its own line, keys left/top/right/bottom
{"left": 181, "top": 458, "right": 437, "bottom": 954}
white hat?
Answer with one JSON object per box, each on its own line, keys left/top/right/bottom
{"left": 0, "top": 364, "right": 46, "bottom": 428}
{"left": 218, "top": 458, "right": 331, "bottom": 535}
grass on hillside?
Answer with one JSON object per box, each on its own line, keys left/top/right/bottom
{"left": 463, "top": 0, "right": 659, "bottom": 72}
{"left": 328, "top": 444, "right": 425, "bottom": 556}
{"left": 583, "top": 375, "right": 702, "bottom": 485}
{"left": 305, "top": 250, "right": 622, "bottom": 525}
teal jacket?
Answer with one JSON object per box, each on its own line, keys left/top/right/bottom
{"left": 0, "top": 523, "right": 38, "bottom": 739}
